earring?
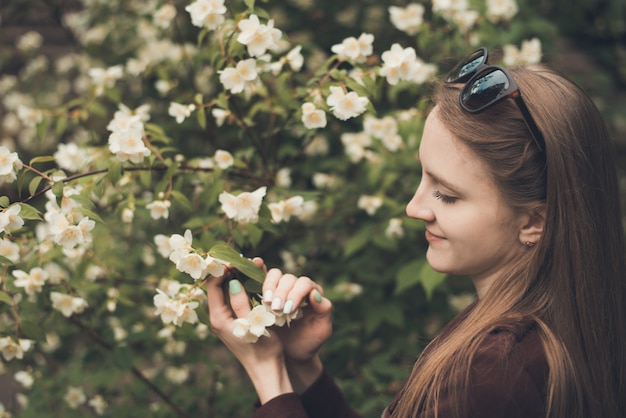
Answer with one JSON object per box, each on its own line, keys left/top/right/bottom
{"left": 525, "top": 241, "right": 535, "bottom": 248}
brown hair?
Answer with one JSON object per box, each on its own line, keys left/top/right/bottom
{"left": 394, "top": 65, "right": 626, "bottom": 417}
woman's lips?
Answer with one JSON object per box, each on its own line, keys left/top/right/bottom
{"left": 425, "top": 229, "right": 445, "bottom": 242}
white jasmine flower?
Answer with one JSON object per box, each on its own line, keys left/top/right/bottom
{"left": 14, "top": 370, "right": 34, "bottom": 389}
{"left": 154, "top": 4, "right": 177, "bottom": 28}
{"left": 330, "top": 33, "right": 374, "bottom": 64}
{"left": 275, "top": 167, "right": 292, "bottom": 188}
{"left": 0, "top": 337, "right": 34, "bottom": 361}
{"left": 503, "top": 38, "right": 542, "bottom": 66}
{"left": 174, "top": 252, "right": 208, "bottom": 280}
{"left": 389, "top": 4, "right": 425, "bottom": 35}
{"left": 432, "top": 0, "right": 470, "bottom": 20}
{"left": 0, "top": 205, "right": 24, "bottom": 234}
{"left": 54, "top": 143, "right": 92, "bottom": 172}
{"left": 218, "top": 186, "right": 267, "bottom": 224}
{"left": 17, "top": 31, "right": 44, "bottom": 52}
{"left": 452, "top": 9, "right": 479, "bottom": 33}
{"left": 50, "top": 291, "right": 88, "bottom": 317}
{"left": 304, "top": 135, "right": 329, "bottom": 156}
{"left": 301, "top": 102, "right": 327, "bottom": 129}
{"left": 381, "top": 134, "right": 403, "bottom": 152}
{"left": 168, "top": 229, "right": 194, "bottom": 263}
{"left": 153, "top": 288, "right": 200, "bottom": 326}
{"left": 286, "top": 46, "right": 304, "bottom": 71}
{"left": 385, "top": 218, "right": 405, "bottom": 238}
{"left": 312, "top": 173, "right": 337, "bottom": 189}
{"left": 88, "top": 395, "right": 108, "bottom": 416}
{"left": 0, "top": 239, "right": 20, "bottom": 263}
{"left": 219, "top": 58, "right": 258, "bottom": 94}
{"left": 165, "top": 366, "right": 190, "bottom": 384}
{"left": 64, "top": 386, "right": 86, "bottom": 409}
{"left": 168, "top": 102, "right": 196, "bottom": 124}
{"left": 16, "top": 105, "right": 42, "bottom": 127}
{"left": 248, "top": 305, "right": 276, "bottom": 336}
{"left": 326, "top": 86, "right": 368, "bottom": 121}
{"left": 486, "top": 0, "right": 519, "bottom": 22}
{"left": 122, "top": 207, "right": 134, "bottom": 223}
{"left": 146, "top": 200, "right": 171, "bottom": 220}
{"left": 204, "top": 256, "right": 226, "bottom": 277}
{"left": 357, "top": 195, "right": 383, "bottom": 215}
{"left": 12, "top": 267, "right": 48, "bottom": 296}
{"left": 379, "top": 43, "right": 420, "bottom": 86}
{"left": 88, "top": 65, "right": 123, "bottom": 96}
{"left": 187, "top": 325, "right": 206, "bottom": 343}
{"left": 232, "top": 318, "right": 255, "bottom": 341}
{"left": 364, "top": 115, "right": 397, "bottom": 140}
{"left": 108, "top": 125, "right": 151, "bottom": 163}
{"left": 154, "top": 234, "right": 174, "bottom": 258}
{"left": 185, "top": 0, "right": 227, "bottom": 29}
{"left": 211, "top": 108, "right": 230, "bottom": 126}
{"left": 214, "top": 149, "right": 234, "bottom": 169}
{"left": 341, "top": 131, "right": 371, "bottom": 163}
{"left": 237, "top": 14, "right": 282, "bottom": 57}
{"left": 269, "top": 196, "right": 304, "bottom": 223}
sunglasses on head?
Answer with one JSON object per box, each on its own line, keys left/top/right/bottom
{"left": 445, "top": 48, "right": 546, "bottom": 152}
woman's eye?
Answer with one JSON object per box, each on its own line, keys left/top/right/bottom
{"left": 432, "top": 190, "right": 457, "bottom": 204}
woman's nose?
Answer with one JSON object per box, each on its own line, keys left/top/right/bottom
{"left": 406, "top": 185, "right": 435, "bottom": 222}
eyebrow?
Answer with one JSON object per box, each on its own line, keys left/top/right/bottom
{"left": 422, "top": 168, "right": 462, "bottom": 194}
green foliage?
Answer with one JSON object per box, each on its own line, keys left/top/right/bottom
{"left": 0, "top": 0, "right": 558, "bottom": 416}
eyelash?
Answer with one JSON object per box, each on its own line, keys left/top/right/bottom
{"left": 432, "top": 190, "right": 457, "bottom": 204}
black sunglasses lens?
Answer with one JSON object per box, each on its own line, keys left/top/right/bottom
{"left": 461, "top": 69, "right": 510, "bottom": 112}
{"left": 447, "top": 49, "right": 486, "bottom": 83}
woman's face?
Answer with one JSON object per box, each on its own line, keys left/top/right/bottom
{"left": 406, "top": 108, "right": 526, "bottom": 297}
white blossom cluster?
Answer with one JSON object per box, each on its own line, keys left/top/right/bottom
{"left": 153, "top": 282, "right": 204, "bottom": 327}
{"left": 233, "top": 303, "right": 302, "bottom": 343}
{"left": 155, "top": 229, "right": 227, "bottom": 281}
{"left": 106, "top": 104, "right": 152, "bottom": 163}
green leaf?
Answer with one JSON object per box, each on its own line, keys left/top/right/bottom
{"left": 17, "top": 203, "right": 42, "bottom": 220}
{"left": 0, "top": 290, "right": 13, "bottom": 304}
{"left": 112, "top": 345, "right": 134, "bottom": 369}
{"left": 0, "top": 255, "right": 14, "bottom": 265}
{"left": 107, "top": 160, "right": 123, "bottom": 185}
{"left": 74, "top": 207, "right": 105, "bottom": 224}
{"left": 418, "top": 263, "right": 447, "bottom": 299}
{"left": 51, "top": 181, "right": 64, "bottom": 198}
{"left": 208, "top": 244, "right": 265, "bottom": 283}
{"left": 197, "top": 106, "right": 207, "bottom": 129}
{"left": 394, "top": 259, "right": 425, "bottom": 294}
{"left": 170, "top": 190, "right": 192, "bottom": 210}
{"left": 55, "top": 116, "right": 68, "bottom": 136}
{"left": 244, "top": 0, "right": 255, "bottom": 10}
{"left": 20, "top": 320, "right": 46, "bottom": 341}
{"left": 395, "top": 259, "right": 447, "bottom": 299}
{"left": 0, "top": 196, "right": 10, "bottom": 208}
{"left": 28, "top": 176, "right": 44, "bottom": 196}
{"left": 344, "top": 227, "right": 372, "bottom": 257}
{"left": 29, "top": 156, "right": 56, "bottom": 165}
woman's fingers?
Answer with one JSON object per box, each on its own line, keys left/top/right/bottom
{"left": 227, "top": 279, "right": 252, "bottom": 318}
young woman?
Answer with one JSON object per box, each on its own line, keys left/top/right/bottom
{"left": 205, "top": 48, "right": 626, "bottom": 418}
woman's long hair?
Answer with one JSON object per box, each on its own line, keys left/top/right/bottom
{"left": 394, "top": 65, "right": 626, "bottom": 418}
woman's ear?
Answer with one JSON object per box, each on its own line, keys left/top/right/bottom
{"left": 518, "top": 204, "right": 546, "bottom": 246}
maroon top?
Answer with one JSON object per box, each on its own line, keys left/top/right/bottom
{"left": 252, "top": 303, "right": 548, "bottom": 418}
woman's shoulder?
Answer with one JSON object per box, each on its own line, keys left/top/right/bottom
{"left": 466, "top": 320, "right": 549, "bottom": 417}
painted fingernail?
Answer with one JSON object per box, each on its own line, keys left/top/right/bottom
{"left": 271, "top": 297, "right": 282, "bottom": 311}
{"left": 283, "top": 300, "right": 294, "bottom": 315}
{"left": 229, "top": 280, "right": 242, "bottom": 295}
{"left": 313, "top": 289, "right": 322, "bottom": 303}
{"left": 263, "top": 289, "right": 273, "bottom": 303}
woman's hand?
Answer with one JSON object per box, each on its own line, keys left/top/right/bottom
{"left": 206, "top": 271, "right": 294, "bottom": 404}
{"left": 256, "top": 259, "right": 333, "bottom": 393}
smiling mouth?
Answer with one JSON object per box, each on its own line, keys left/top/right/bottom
{"left": 425, "top": 230, "right": 445, "bottom": 241}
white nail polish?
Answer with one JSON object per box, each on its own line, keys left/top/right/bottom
{"left": 271, "top": 297, "right": 282, "bottom": 311}
{"left": 263, "top": 289, "right": 273, "bottom": 303}
{"left": 283, "top": 300, "right": 294, "bottom": 315}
